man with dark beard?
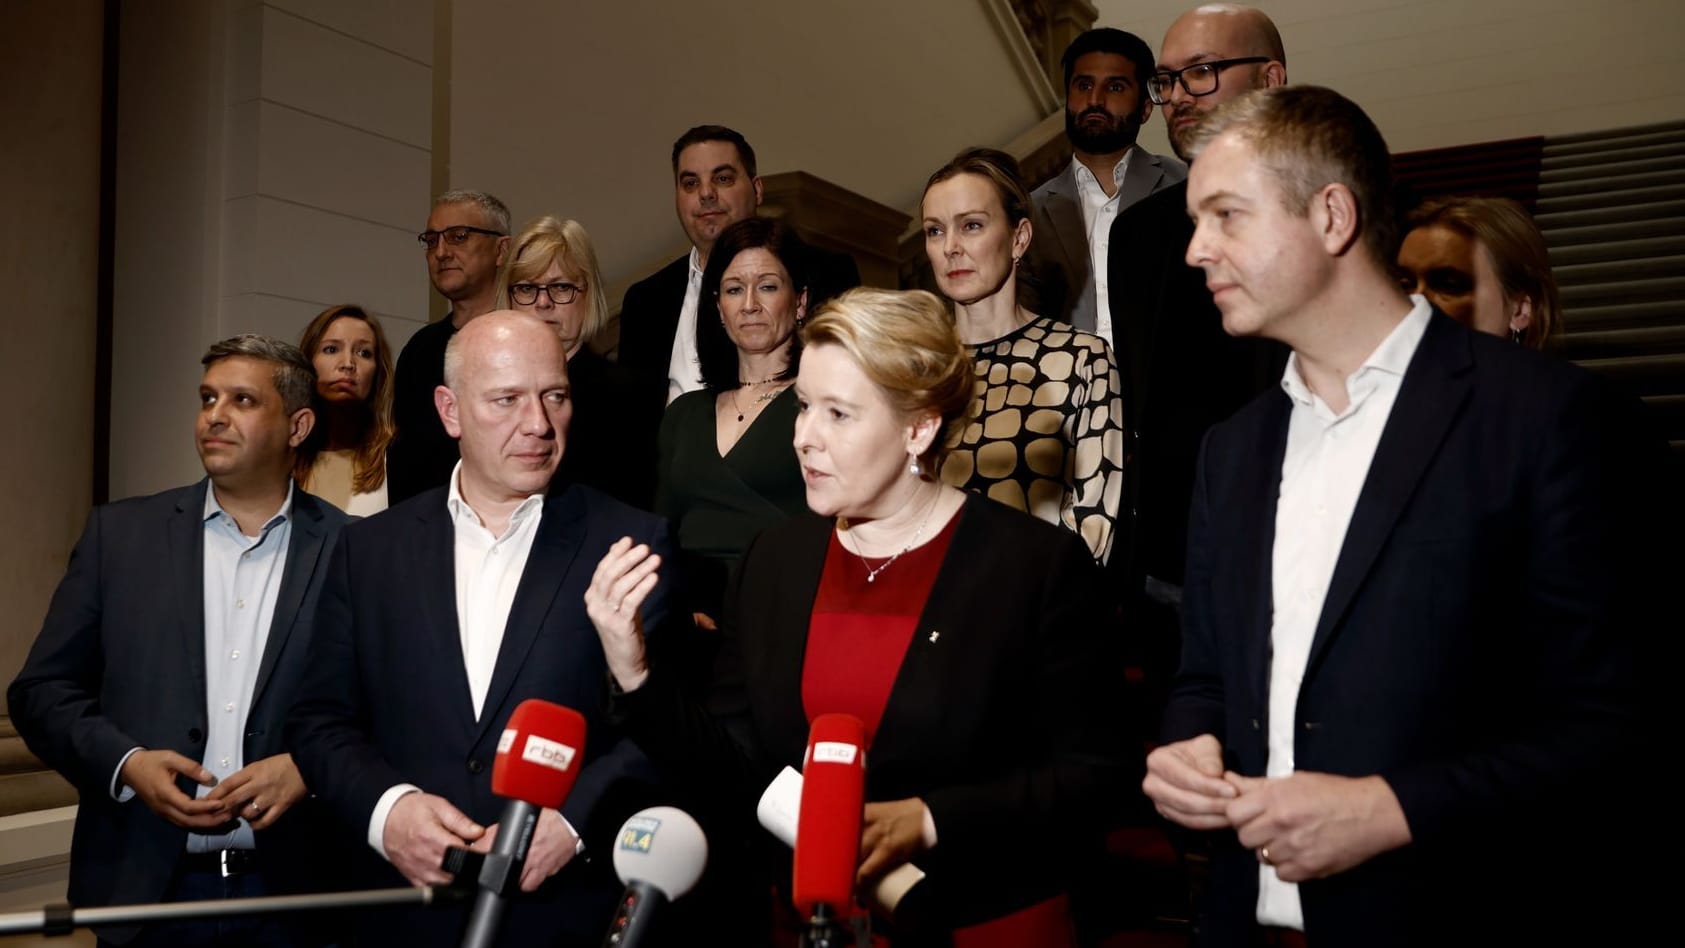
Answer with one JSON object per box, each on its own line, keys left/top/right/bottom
{"left": 1023, "top": 28, "right": 1184, "bottom": 340}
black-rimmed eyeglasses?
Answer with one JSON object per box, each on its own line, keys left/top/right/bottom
{"left": 1147, "top": 57, "right": 1271, "bottom": 105}
{"left": 509, "top": 281, "right": 585, "bottom": 306}
{"left": 416, "top": 226, "right": 506, "bottom": 250}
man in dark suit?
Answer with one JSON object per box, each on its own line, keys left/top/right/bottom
{"left": 1105, "top": 3, "right": 1289, "bottom": 741}
{"left": 1022, "top": 27, "right": 1184, "bottom": 338}
{"left": 1143, "top": 86, "right": 1654, "bottom": 945}
{"left": 288, "top": 311, "right": 673, "bottom": 947}
{"left": 9, "top": 334, "right": 348, "bottom": 947}
{"left": 618, "top": 124, "right": 859, "bottom": 406}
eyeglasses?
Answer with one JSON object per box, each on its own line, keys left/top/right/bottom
{"left": 416, "top": 225, "right": 506, "bottom": 250}
{"left": 509, "top": 281, "right": 585, "bottom": 305}
{"left": 1147, "top": 57, "right": 1271, "bottom": 105}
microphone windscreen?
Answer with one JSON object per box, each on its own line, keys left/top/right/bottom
{"left": 492, "top": 699, "right": 587, "bottom": 809}
{"left": 612, "top": 807, "right": 709, "bottom": 899}
{"left": 792, "top": 713, "right": 867, "bottom": 916}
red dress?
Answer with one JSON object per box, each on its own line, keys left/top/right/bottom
{"left": 798, "top": 511, "right": 1077, "bottom": 948}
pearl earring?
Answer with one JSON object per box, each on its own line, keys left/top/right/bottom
{"left": 909, "top": 456, "right": 922, "bottom": 477}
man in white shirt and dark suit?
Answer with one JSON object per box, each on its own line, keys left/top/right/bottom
{"left": 1142, "top": 86, "right": 1657, "bottom": 946}
{"left": 1022, "top": 27, "right": 1185, "bottom": 340}
{"left": 9, "top": 335, "right": 349, "bottom": 947}
{"left": 289, "top": 311, "right": 674, "bottom": 947}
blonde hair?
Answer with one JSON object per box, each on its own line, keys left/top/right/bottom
{"left": 1405, "top": 196, "right": 1561, "bottom": 349}
{"left": 494, "top": 216, "right": 610, "bottom": 345}
{"left": 800, "top": 288, "right": 974, "bottom": 477}
{"left": 294, "top": 305, "right": 394, "bottom": 494}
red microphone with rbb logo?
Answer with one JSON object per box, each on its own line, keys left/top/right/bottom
{"left": 792, "top": 713, "right": 867, "bottom": 947}
{"left": 459, "top": 699, "right": 587, "bottom": 948}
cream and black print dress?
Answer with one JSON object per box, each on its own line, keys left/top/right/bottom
{"left": 940, "top": 315, "right": 1125, "bottom": 563}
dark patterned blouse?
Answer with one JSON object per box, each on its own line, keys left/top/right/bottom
{"left": 939, "top": 315, "right": 1124, "bottom": 563}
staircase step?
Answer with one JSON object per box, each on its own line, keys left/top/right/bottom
{"left": 1552, "top": 254, "right": 1685, "bottom": 286}
{"left": 1572, "top": 352, "right": 1685, "bottom": 397}
{"left": 1543, "top": 216, "right": 1685, "bottom": 247}
{"left": 1558, "top": 324, "right": 1685, "bottom": 360}
{"left": 1561, "top": 299, "right": 1685, "bottom": 330}
{"left": 1560, "top": 276, "right": 1685, "bottom": 308}
{"left": 1549, "top": 234, "right": 1685, "bottom": 266}
{"left": 1534, "top": 199, "right": 1685, "bottom": 229}
{"left": 1539, "top": 168, "right": 1685, "bottom": 199}
{"left": 1536, "top": 183, "right": 1685, "bottom": 214}
{"left": 1544, "top": 122, "right": 1685, "bottom": 154}
{"left": 1540, "top": 157, "right": 1685, "bottom": 187}
{"left": 1541, "top": 140, "right": 1685, "bottom": 171}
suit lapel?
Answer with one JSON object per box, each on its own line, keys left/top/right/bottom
{"left": 472, "top": 486, "right": 586, "bottom": 743}
{"left": 413, "top": 499, "right": 480, "bottom": 739}
{"left": 1115, "top": 151, "right": 1168, "bottom": 212}
{"left": 1043, "top": 166, "right": 1092, "bottom": 281}
{"left": 250, "top": 492, "right": 325, "bottom": 711}
{"left": 758, "top": 519, "right": 832, "bottom": 760}
{"left": 1241, "top": 399, "right": 1292, "bottom": 709}
{"left": 1303, "top": 314, "right": 1474, "bottom": 677}
{"left": 170, "top": 483, "right": 210, "bottom": 716}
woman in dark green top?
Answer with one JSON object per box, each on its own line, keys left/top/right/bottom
{"left": 657, "top": 218, "right": 813, "bottom": 625}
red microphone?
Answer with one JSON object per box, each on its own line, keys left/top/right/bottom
{"left": 792, "top": 713, "right": 866, "bottom": 940}
{"left": 461, "top": 700, "right": 587, "bottom": 948}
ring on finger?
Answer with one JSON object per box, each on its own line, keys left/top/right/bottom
{"left": 1258, "top": 846, "right": 1273, "bottom": 866}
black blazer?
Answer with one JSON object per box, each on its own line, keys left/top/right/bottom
{"left": 1164, "top": 313, "right": 1655, "bottom": 946}
{"left": 388, "top": 317, "right": 460, "bottom": 504}
{"left": 617, "top": 243, "right": 862, "bottom": 391}
{"left": 7, "top": 481, "right": 347, "bottom": 942}
{"left": 1105, "top": 181, "right": 1285, "bottom": 593}
{"left": 287, "top": 481, "right": 674, "bottom": 948}
{"left": 616, "top": 495, "right": 1124, "bottom": 932}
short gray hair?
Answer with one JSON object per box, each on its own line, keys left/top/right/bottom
{"left": 434, "top": 189, "right": 511, "bottom": 235}
{"left": 201, "top": 334, "right": 316, "bottom": 415}
{"left": 443, "top": 330, "right": 465, "bottom": 391}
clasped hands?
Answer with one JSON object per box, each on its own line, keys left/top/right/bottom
{"left": 120, "top": 750, "right": 305, "bottom": 832}
{"left": 1142, "top": 734, "right": 1412, "bottom": 882}
{"left": 382, "top": 791, "right": 578, "bottom": 890}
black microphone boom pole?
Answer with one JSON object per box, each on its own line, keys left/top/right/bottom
{"left": 459, "top": 798, "right": 541, "bottom": 948}
{"left": 0, "top": 885, "right": 463, "bottom": 938}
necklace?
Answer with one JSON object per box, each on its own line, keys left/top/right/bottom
{"left": 841, "top": 489, "right": 941, "bottom": 584}
{"left": 730, "top": 379, "right": 787, "bottom": 423}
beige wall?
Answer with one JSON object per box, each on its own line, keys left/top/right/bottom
{"left": 1095, "top": 0, "right": 1685, "bottom": 159}
{"left": 109, "top": 0, "right": 437, "bottom": 501}
{"left": 0, "top": 1, "right": 103, "bottom": 692}
{"left": 447, "top": 0, "right": 1051, "bottom": 299}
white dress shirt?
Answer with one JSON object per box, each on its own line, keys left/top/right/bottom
{"left": 367, "top": 462, "right": 545, "bottom": 856}
{"left": 666, "top": 247, "right": 707, "bottom": 404}
{"left": 111, "top": 483, "right": 293, "bottom": 854}
{"left": 1257, "top": 297, "right": 1431, "bottom": 928}
{"left": 1070, "top": 149, "right": 1134, "bottom": 348}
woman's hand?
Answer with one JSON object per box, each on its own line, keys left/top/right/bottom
{"left": 858, "top": 797, "right": 934, "bottom": 883}
{"left": 584, "top": 537, "right": 662, "bottom": 692}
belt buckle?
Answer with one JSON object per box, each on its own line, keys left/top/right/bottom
{"left": 219, "top": 849, "right": 235, "bottom": 878}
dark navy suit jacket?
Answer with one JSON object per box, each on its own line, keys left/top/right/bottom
{"left": 288, "top": 480, "right": 673, "bottom": 948}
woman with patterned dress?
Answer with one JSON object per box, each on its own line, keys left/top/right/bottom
{"left": 920, "top": 147, "right": 1125, "bottom": 563}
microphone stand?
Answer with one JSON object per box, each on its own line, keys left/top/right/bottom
{"left": 0, "top": 885, "right": 465, "bottom": 938}
{"left": 798, "top": 903, "right": 870, "bottom": 948}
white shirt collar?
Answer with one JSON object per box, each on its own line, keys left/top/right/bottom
{"left": 445, "top": 461, "right": 545, "bottom": 536}
{"left": 203, "top": 479, "right": 294, "bottom": 532}
{"left": 1071, "top": 147, "right": 1136, "bottom": 197}
{"left": 1280, "top": 295, "right": 1432, "bottom": 410}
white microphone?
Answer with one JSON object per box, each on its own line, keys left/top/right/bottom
{"left": 600, "top": 807, "right": 708, "bottom": 948}
{"left": 757, "top": 766, "right": 926, "bottom": 916}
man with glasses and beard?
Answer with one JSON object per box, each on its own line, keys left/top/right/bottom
{"left": 1022, "top": 28, "right": 1184, "bottom": 339}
